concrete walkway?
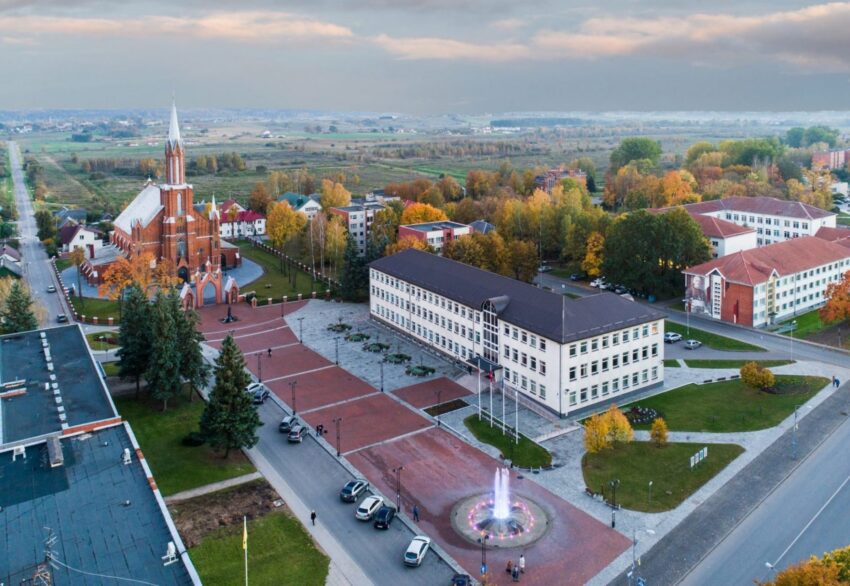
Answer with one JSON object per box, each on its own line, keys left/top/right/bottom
{"left": 164, "top": 472, "right": 263, "bottom": 503}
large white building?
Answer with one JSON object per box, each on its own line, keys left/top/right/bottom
{"left": 330, "top": 202, "right": 386, "bottom": 255}
{"left": 370, "top": 250, "right": 665, "bottom": 417}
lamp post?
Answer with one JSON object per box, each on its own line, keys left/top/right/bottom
{"left": 648, "top": 481, "right": 653, "bottom": 505}
{"left": 288, "top": 380, "right": 298, "bottom": 414}
{"left": 434, "top": 388, "right": 443, "bottom": 426}
{"left": 789, "top": 320, "right": 797, "bottom": 360}
{"left": 477, "top": 532, "right": 490, "bottom": 578}
{"left": 392, "top": 465, "right": 404, "bottom": 509}
{"left": 334, "top": 337, "right": 340, "bottom": 366}
{"left": 333, "top": 417, "right": 342, "bottom": 457}
{"left": 380, "top": 358, "right": 385, "bottom": 393}
{"left": 793, "top": 404, "right": 800, "bottom": 459}
{"left": 256, "top": 352, "right": 263, "bottom": 382}
{"left": 610, "top": 479, "right": 620, "bottom": 527}
{"left": 297, "top": 317, "right": 305, "bottom": 344}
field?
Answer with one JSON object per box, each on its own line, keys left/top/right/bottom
{"left": 464, "top": 414, "right": 552, "bottom": 468}
{"left": 583, "top": 442, "right": 745, "bottom": 513}
{"left": 629, "top": 375, "right": 828, "bottom": 432}
{"left": 237, "top": 241, "right": 324, "bottom": 300}
{"left": 71, "top": 295, "right": 121, "bottom": 322}
{"left": 665, "top": 321, "right": 765, "bottom": 352}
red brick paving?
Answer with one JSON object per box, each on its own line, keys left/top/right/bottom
{"left": 300, "top": 394, "right": 433, "bottom": 454}
{"left": 267, "top": 366, "right": 376, "bottom": 412}
{"left": 393, "top": 377, "right": 472, "bottom": 409}
{"left": 196, "top": 301, "right": 307, "bottom": 335}
{"left": 348, "top": 428, "right": 630, "bottom": 586}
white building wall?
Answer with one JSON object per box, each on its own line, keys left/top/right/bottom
{"left": 369, "top": 268, "right": 664, "bottom": 416}
{"left": 713, "top": 230, "right": 757, "bottom": 257}
{"left": 704, "top": 210, "right": 836, "bottom": 246}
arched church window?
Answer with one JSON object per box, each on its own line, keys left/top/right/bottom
{"left": 177, "top": 193, "right": 184, "bottom": 216}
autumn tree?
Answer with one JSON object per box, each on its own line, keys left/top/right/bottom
{"left": 99, "top": 252, "right": 174, "bottom": 301}
{"left": 609, "top": 137, "right": 662, "bottom": 171}
{"left": 757, "top": 545, "right": 850, "bottom": 585}
{"left": 69, "top": 247, "right": 86, "bottom": 307}
{"left": 266, "top": 201, "right": 307, "bottom": 256}
{"left": 740, "top": 362, "right": 776, "bottom": 391}
{"left": 581, "top": 231, "right": 605, "bottom": 278}
{"left": 368, "top": 207, "right": 401, "bottom": 254}
{"left": 384, "top": 235, "right": 430, "bottom": 256}
{"left": 507, "top": 239, "right": 538, "bottom": 283}
{"left": 821, "top": 270, "right": 850, "bottom": 325}
{"left": 583, "top": 413, "right": 611, "bottom": 454}
{"left": 265, "top": 170, "right": 292, "bottom": 196}
{"left": 650, "top": 417, "right": 669, "bottom": 447}
{"left": 442, "top": 234, "right": 484, "bottom": 268}
{"left": 603, "top": 404, "right": 634, "bottom": 444}
{"left": 400, "top": 202, "right": 448, "bottom": 225}
{"left": 247, "top": 182, "right": 273, "bottom": 214}
{"left": 320, "top": 179, "right": 351, "bottom": 209}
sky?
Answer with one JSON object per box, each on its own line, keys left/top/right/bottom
{"left": 1, "top": 0, "right": 849, "bottom": 113}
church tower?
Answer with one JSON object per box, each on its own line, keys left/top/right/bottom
{"left": 164, "top": 101, "right": 185, "bottom": 185}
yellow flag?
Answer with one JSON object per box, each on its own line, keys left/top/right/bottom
{"left": 243, "top": 517, "right": 248, "bottom": 551}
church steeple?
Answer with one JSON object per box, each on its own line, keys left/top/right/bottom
{"left": 164, "top": 100, "right": 185, "bottom": 185}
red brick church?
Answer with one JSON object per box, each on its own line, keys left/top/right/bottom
{"left": 83, "top": 103, "right": 240, "bottom": 308}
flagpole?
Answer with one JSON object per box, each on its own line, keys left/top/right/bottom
{"left": 243, "top": 515, "right": 248, "bottom": 586}
{"left": 489, "top": 368, "right": 493, "bottom": 427}
{"left": 477, "top": 362, "right": 481, "bottom": 421}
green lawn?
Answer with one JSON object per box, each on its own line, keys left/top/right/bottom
{"left": 665, "top": 321, "right": 765, "bottom": 352}
{"left": 583, "top": 442, "right": 745, "bottom": 512}
{"left": 778, "top": 309, "right": 825, "bottom": 339}
{"left": 684, "top": 359, "right": 794, "bottom": 369}
{"left": 237, "top": 242, "right": 327, "bottom": 302}
{"left": 115, "top": 393, "right": 255, "bottom": 496}
{"left": 102, "top": 361, "right": 120, "bottom": 377}
{"left": 190, "top": 511, "right": 329, "bottom": 586}
{"left": 54, "top": 257, "right": 72, "bottom": 272}
{"left": 71, "top": 296, "right": 121, "bottom": 322}
{"left": 85, "top": 330, "right": 119, "bottom": 349}
{"left": 464, "top": 415, "right": 552, "bottom": 468}
{"left": 663, "top": 359, "right": 680, "bottom": 368}
{"left": 630, "top": 375, "right": 829, "bottom": 432}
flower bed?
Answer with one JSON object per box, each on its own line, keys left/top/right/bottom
{"left": 385, "top": 353, "right": 411, "bottom": 364}
{"left": 345, "top": 332, "right": 370, "bottom": 342}
{"left": 363, "top": 342, "right": 390, "bottom": 353}
{"left": 405, "top": 364, "right": 435, "bottom": 377}
{"left": 327, "top": 322, "right": 352, "bottom": 333}
{"left": 625, "top": 406, "right": 662, "bottom": 426}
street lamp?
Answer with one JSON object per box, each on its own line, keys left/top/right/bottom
{"left": 333, "top": 417, "right": 343, "bottom": 457}
{"left": 380, "top": 358, "right": 385, "bottom": 393}
{"left": 789, "top": 320, "right": 797, "bottom": 360}
{"left": 288, "top": 380, "right": 298, "bottom": 414}
{"left": 610, "top": 479, "right": 620, "bottom": 527}
{"left": 256, "top": 352, "right": 263, "bottom": 382}
{"left": 477, "top": 532, "right": 490, "bottom": 578}
{"left": 297, "top": 317, "right": 305, "bottom": 344}
{"left": 334, "top": 337, "right": 340, "bottom": 365}
{"left": 793, "top": 404, "right": 800, "bottom": 459}
{"left": 648, "top": 481, "right": 653, "bottom": 505}
{"left": 433, "top": 388, "right": 443, "bottom": 426}
{"left": 392, "top": 465, "right": 404, "bottom": 509}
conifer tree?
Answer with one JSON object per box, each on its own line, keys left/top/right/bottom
{"left": 200, "top": 334, "right": 261, "bottom": 458}
{"left": 145, "top": 291, "right": 182, "bottom": 411}
{"left": 176, "top": 306, "right": 209, "bottom": 401}
{"left": 116, "top": 284, "right": 151, "bottom": 398}
{"left": 2, "top": 281, "right": 38, "bottom": 334}
{"left": 339, "top": 234, "right": 367, "bottom": 301}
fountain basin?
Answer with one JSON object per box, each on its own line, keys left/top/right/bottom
{"left": 450, "top": 492, "right": 549, "bottom": 548}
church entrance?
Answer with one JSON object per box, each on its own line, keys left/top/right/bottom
{"left": 221, "top": 253, "right": 227, "bottom": 270}
{"left": 178, "top": 266, "right": 189, "bottom": 283}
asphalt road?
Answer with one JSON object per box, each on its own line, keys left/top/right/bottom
{"left": 682, "top": 414, "right": 850, "bottom": 585}
{"left": 252, "top": 398, "right": 457, "bottom": 585}
{"left": 8, "top": 141, "right": 69, "bottom": 326}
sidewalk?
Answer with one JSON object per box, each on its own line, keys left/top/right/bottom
{"left": 164, "top": 472, "right": 263, "bottom": 504}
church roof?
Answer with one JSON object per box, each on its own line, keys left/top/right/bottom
{"left": 114, "top": 183, "right": 164, "bottom": 233}
{"left": 168, "top": 101, "right": 182, "bottom": 149}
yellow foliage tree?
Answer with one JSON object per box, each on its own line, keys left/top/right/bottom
{"left": 740, "top": 361, "right": 776, "bottom": 391}
{"left": 757, "top": 545, "right": 850, "bottom": 585}
{"left": 99, "top": 252, "right": 181, "bottom": 300}
{"left": 583, "top": 413, "right": 611, "bottom": 454}
{"left": 603, "top": 404, "right": 634, "bottom": 444}
{"left": 650, "top": 417, "right": 669, "bottom": 447}
{"left": 385, "top": 235, "right": 430, "bottom": 256}
{"left": 266, "top": 201, "right": 307, "bottom": 252}
{"left": 320, "top": 179, "right": 352, "bottom": 210}
{"left": 581, "top": 231, "right": 605, "bottom": 278}
{"left": 400, "top": 202, "right": 448, "bottom": 225}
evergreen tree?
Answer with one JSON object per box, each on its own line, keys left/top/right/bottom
{"left": 116, "top": 285, "right": 151, "bottom": 398}
{"left": 175, "top": 306, "right": 209, "bottom": 402}
{"left": 2, "top": 281, "right": 38, "bottom": 333}
{"left": 199, "top": 334, "right": 261, "bottom": 458}
{"left": 339, "top": 235, "right": 367, "bottom": 301}
{"left": 145, "top": 291, "right": 182, "bottom": 411}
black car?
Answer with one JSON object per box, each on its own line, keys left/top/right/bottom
{"left": 339, "top": 479, "right": 369, "bottom": 503}
{"left": 56, "top": 314, "right": 68, "bottom": 323}
{"left": 278, "top": 416, "right": 299, "bottom": 433}
{"left": 451, "top": 575, "right": 472, "bottom": 586}
{"left": 570, "top": 272, "right": 587, "bottom": 281}
{"left": 373, "top": 505, "right": 396, "bottom": 529}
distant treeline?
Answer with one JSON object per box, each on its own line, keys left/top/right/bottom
{"left": 366, "top": 141, "right": 545, "bottom": 160}
{"left": 491, "top": 118, "right": 584, "bottom": 128}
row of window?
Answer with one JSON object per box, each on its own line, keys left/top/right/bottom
{"left": 503, "top": 345, "right": 547, "bottom": 375}
{"left": 725, "top": 212, "right": 810, "bottom": 230}
{"left": 503, "top": 325, "right": 548, "bottom": 352}
{"left": 503, "top": 368, "right": 547, "bottom": 399}
{"left": 568, "top": 345, "right": 658, "bottom": 381}
{"left": 568, "top": 367, "right": 659, "bottom": 406}
{"left": 568, "top": 323, "right": 658, "bottom": 357}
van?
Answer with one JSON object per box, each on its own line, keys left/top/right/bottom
{"left": 287, "top": 425, "right": 305, "bottom": 443}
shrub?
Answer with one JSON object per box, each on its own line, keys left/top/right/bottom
{"left": 740, "top": 361, "right": 775, "bottom": 391}
{"left": 181, "top": 431, "right": 207, "bottom": 447}
{"left": 603, "top": 404, "right": 634, "bottom": 444}
{"left": 650, "top": 417, "right": 669, "bottom": 447}
{"left": 583, "top": 413, "right": 611, "bottom": 454}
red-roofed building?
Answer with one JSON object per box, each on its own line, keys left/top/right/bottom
{"left": 683, "top": 236, "right": 850, "bottom": 327}
{"left": 219, "top": 198, "right": 245, "bottom": 216}
{"left": 220, "top": 209, "right": 266, "bottom": 239}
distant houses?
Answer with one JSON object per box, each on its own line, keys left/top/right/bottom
{"left": 277, "top": 192, "right": 322, "bottom": 220}
{"left": 398, "top": 221, "right": 471, "bottom": 254}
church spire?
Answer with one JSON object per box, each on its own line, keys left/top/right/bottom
{"left": 164, "top": 99, "right": 185, "bottom": 185}
{"left": 167, "top": 100, "right": 182, "bottom": 149}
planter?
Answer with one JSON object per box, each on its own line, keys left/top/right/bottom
{"left": 625, "top": 406, "right": 662, "bottom": 426}
{"left": 345, "top": 332, "right": 370, "bottom": 342}
{"left": 327, "top": 322, "right": 352, "bottom": 333}
{"left": 405, "top": 364, "right": 435, "bottom": 377}
{"left": 363, "top": 342, "right": 390, "bottom": 353}
{"left": 385, "top": 353, "right": 411, "bottom": 364}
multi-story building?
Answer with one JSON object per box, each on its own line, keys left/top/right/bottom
{"left": 220, "top": 210, "right": 266, "bottom": 239}
{"left": 534, "top": 168, "right": 587, "bottom": 192}
{"left": 370, "top": 249, "right": 665, "bottom": 417}
{"left": 330, "top": 202, "right": 386, "bottom": 255}
{"left": 397, "top": 221, "right": 471, "bottom": 253}
{"left": 812, "top": 149, "right": 850, "bottom": 170}
{"left": 661, "top": 196, "right": 836, "bottom": 247}
{"left": 684, "top": 236, "right": 850, "bottom": 327}
{"left": 278, "top": 192, "right": 322, "bottom": 220}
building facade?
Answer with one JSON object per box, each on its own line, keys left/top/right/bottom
{"left": 690, "top": 214, "right": 757, "bottom": 258}
{"left": 812, "top": 149, "right": 850, "bottom": 170}
{"left": 278, "top": 192, "right": 322, "bottom": 220}
{"left": 59, "top": 224, "right": 102, "bottom": 255}
{"left": 370, "top": 250, "right": 665, "bottom": 417}
{"left": 330, "top": 202, "right": 386, "bottom": 255}
{"left": 220, "top": 210, "right": 266, "bottom": 239}
{"left": 684, "top": 236, "right": 850, "bottom": 327}
{"left": 397, "top": 221, "right": 472, "bottom": 253}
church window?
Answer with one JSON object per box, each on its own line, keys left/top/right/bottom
{"left": 177, "top": 193, "right": 184, "bottom": 216}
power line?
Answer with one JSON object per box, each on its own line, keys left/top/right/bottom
{"left": 47, "top": 553, "right": 161, "bottom": 586}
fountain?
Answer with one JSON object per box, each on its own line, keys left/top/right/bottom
{"left": 451, "top": 467, "right": 548, "bottom": 547}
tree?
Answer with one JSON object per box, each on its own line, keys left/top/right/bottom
{"left": 583, "top": 413, "right": 611, "bottom": 454}
{"left": 609, "top": 137, "right": 662, "bottom": 171}
{"left": 650, "top": 417, "right": 669, "bottom": 447}
{"left": 145, "top": 291, "right": 182, "bottom": 411}
{"left": 247, "top": 182, "right": 273, "bottom": 214}
{"left": 35, "top": 209, "right": 57, "bottom": 242}
{"left": 368, "top": 207, "right": 400, "bottom": 253}
{"left": 603, "top": 404, "right": 634, "bottom": 444}
{"left": 2, "top": 281, "right": 38, "bottom": 333}
{"left": 265, "top": 170, "right": 292, "bottom": 196}
{"left": 266, "top": 201, "right": 307, "bottom": 255}
{"left": 442, "top": 234, "right": 484, "bottom": 268}
{"left": 176, "top": 307, "right": 209, "bottom": 402}
{"left": 320, "top": 179, "right": 351, "bottom": 209}
{"left": 199, "top": 334, "right": 261, "bottom": 458}
{"left": 740, "top": 362, "right": 775, "bottom": 391}
{"left": 116, "top": 285, "right": 151, "bottom": 398}
{"left": 821, "top": 270, "right": 850, "bottom": 325}
{"left": 384, "top": 235, "right": 429, "bottom": 256}
{"left": 757, "top": 545, "right": 850, "bottom": 585}
{"left": 507, "top": 240, "right": 538, "bottom": 283}
{"left": 581, "top": 231, "right": 605, "bottom": 278}
{"left": 339, "top": 235, "right": 368, "bottom": 301}
{"left": 400, "top": 203, "right": 447, "bottom": 225}
{"left": 69, "top": 247, "right": 86, "bottom": 308}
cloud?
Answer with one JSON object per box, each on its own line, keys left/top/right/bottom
{"left": 372, "top": 33, "right": 529, "bottom": 61}
{"left": 0, "top": 11, "right": 353, "bottom": 43}
{"left": 490, "top": 17, "right": 525, "bottom": 31}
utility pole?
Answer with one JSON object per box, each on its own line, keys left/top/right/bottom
{"left": 334, "top": 337, "right": 339, "bottom": 365}
{"left": 333, "top": 417, "right": 343, "bottom": 457}
{"left": 289, "top": 380, "right": 298, "bottom": 414}
{"left": 257, "top": 352, "right": 262, "bottom": 382}
{"left": 298, "top": 317, "right": 305, "bottom": 343}
{"left": 392, "top": 465, "right": 404, "bottom": 509}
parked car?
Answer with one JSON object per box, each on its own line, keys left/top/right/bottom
{"left": 537, "top": 265, "right": 552, "bottom": 273}
{"left": 590, "top": 278, "right": 604, "bottom": 288}
{"left": 278, "top": 415, "right": 299, "bottom": 433}
{"left": 287, "top": 425, "right": 305, "bottom": 443}
{"left": 47, "top": 285, "right": 56, "bottom": 293}
{"left": 664, "top": 332, "right": 683, "bottom": 344}
{"left": 451, "top": 575, "right": 472, "bottom": 586}
{"left": 246, "top": 382, "right": 270, "bottom": 404}
{"left": 56, "top": 314, "right": 68, "bottom": 323}
{"left": 339, "top": 480, "right": 369, "bottom": 503}
{"left": 614, "top": 285, "right": 628, "bottom": 295}
{"left": 355, "top": 495, "right": 384, "bottom": 521}
{"left": 404, "top": 536, "right": 432, "bottom": 567}
{"left": 373, "top": 505, "right": 396, "bottom": 529}
{"left": 684, "top": 339, "right": 703, "bottom": 350}
{"left": 570, "top": 272, "right": 587, "bottom": 281}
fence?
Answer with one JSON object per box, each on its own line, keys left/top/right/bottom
{"left": 249, "top": 238, "right": 340, "bottom": 292}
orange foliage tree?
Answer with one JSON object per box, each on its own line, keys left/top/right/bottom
{"left": 400, "top": 203, "right": 448, "bottom": 225}
{"left": 820, "top": 270, "right": 850, "bottom": 325}
{"left": 384, "top": 235, "right": 430, "bottom": 256}
{"left": 99, "top": 252, "right": 181, "bottom": 300}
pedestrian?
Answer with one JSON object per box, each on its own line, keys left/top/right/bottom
{"left": 519, "top": 554, "right": 525, "bottom": 574}
{"left": 512, "top": 563, "right": 520, "bottom": 581}
{"left": 833, "top": 375, "right": 837, "bottom": 388}
{"left": 506, "top": 560, "right": 513, "bottom": 575}
{"left": 310, "top": 510, "right": 316, "bottom": 526}
{"left": 412, "top": 505, "right": 419, "bottom": 522}
{"left": 268, "top": 347, "right": 272, "bottom": 357}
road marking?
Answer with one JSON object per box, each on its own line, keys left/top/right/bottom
{"left": 207, "top": 325, "right": 292, "bottom": 343}
{"left": 262, "top": 364, "right": 336, "bottom": 383}
{"left": 203, "top": 316, "right": 292, "bottom": 336}
{"left": 343, "top": 425, "right": 433, "bottom": 456}
{"left": 772, "top": 472, "right": 850, "bottom": 567}
{"left": 299, "top": 392, "right": 381, "bottom": 415}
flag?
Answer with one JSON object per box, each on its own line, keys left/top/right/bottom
{"left": 242, "top": 516, "right": 247, "bottom": 551}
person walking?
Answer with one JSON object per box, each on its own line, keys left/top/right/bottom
{"left": 519, "top": 554, "right": 525, "bottom": 574}
{"left": 268, "top": 347, "right": 273, "bottom": 357}
{"left": 833, "top": 375, "right": 837, "bottom": 388}
{"left": 310, "top": 510, "right": 317, "bottom": 526}
{"left": 512, "top": 563, "right": 520, "bottom": 581}
{"left": 412, "top": 505, "right": 420, "bottom": 522}
{"left": 506, "top": 560, "right": 513, "bottom": 575}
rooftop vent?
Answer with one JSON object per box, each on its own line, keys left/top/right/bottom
{"left": 47, "top": 436, "right": 64, "bottom": 468}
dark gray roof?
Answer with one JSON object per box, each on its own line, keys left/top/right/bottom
{"left": 470, "top": 219, "right": 495, "bottom": 234}
{"left": 0, "top": 425, "right": 194, "bottom": 586}
{"left": 370, "top": 249, "right": 664, "bottom": 344}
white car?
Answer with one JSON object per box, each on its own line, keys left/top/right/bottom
{"left": 404, "top": 536, "right": 431, "bottom": 567}
{"left": 664, "top": 332, "right": 683, "bottom": 344}
{"left": 684, "top": 339, "right": 703, "bottom": 350}
{"left": 355, "top": 495, "right": 384, "bottom": 521}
